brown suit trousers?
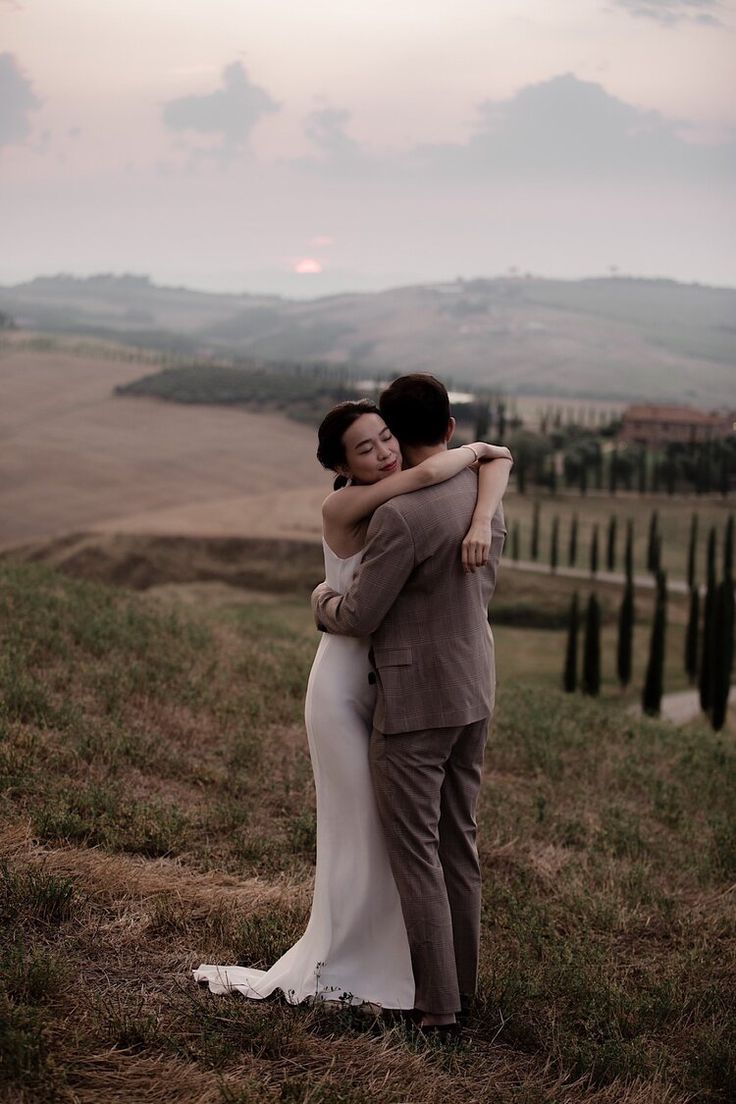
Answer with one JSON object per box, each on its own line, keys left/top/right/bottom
{"left": 369, "top": 719, "right": 488, "bottom": 1014}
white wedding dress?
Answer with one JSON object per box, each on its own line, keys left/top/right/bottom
{"left": 193, "top": 539, "right": 415, "bottom": 1009}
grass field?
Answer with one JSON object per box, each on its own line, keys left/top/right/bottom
{"left": 491, "top": 569, "right": 694, "bottom": 700}
{"left": 1, "top": 559, "right": 734, "bottom": 1104}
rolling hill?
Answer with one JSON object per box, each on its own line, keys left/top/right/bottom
{"left": 1, "top": 273, "right": 734, "bottom": 405}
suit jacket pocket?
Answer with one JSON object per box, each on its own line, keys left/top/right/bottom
{"left": 373, "top": 646, "right": 413, "bottom": 668}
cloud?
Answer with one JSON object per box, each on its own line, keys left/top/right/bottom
{"left": 286, "top": 76, "right": 735, "bottom": 190}
{"left": 305, "top": 108, "right": 360, "bottom": 160}
{"left": 610, "top": 0, "right": 723, "bottom": 25}
{"left": 163, "top": 61, "right": 279, "bottom": 154}
{"left": 406, "top": 73, "right": 736, "bottom": 182}
{"left": 0, "top": 53, "right": 41, "bottom": 148}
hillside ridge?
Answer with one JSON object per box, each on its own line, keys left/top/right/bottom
{"left": 2, "top": 272, "right": 734, "bottom": 404}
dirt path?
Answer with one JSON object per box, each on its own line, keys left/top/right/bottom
{"left": 626, "top": 685, "right": 734, "bottom": 724}
{"left": 503, "top": 557, "right": 691, "bottom": 593}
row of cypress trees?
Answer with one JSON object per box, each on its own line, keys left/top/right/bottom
{"left": 515, "top": 510, "right": 632, "bottom": 573}
{"left": 563, "top": 575, "right": 668, "bottom": 715}
{"left": 563, "top": 516, "right": 734, "bottom": 730}
{"left": 511, "top": 507, "right": 729, "bottom": 584}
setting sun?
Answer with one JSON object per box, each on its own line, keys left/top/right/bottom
{"left": 293, "top": 257, "right": 323, "bottom": 274}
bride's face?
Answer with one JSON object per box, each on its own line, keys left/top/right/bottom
{"left": 340, "top": 413, "right": 402, "bottom": 484}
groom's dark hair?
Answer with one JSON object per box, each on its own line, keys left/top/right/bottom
{"left": 379, "top": 374, "right": 451, "bottom": 447}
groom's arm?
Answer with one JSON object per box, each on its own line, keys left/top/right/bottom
{"left": 312, "top": 504, "right": 415, "bottom": 636}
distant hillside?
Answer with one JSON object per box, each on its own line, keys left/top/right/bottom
{"left": 1, "top": 272, "right": 734, "bottom": 404}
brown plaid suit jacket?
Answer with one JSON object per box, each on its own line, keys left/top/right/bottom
{"left": 312, "top": 468, "right": 506, "bottom": 734}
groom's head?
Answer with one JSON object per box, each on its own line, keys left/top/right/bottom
{"left": 379, "top": 374, "right": 455, "bottom": 457}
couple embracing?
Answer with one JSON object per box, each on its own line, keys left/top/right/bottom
{"left": 195, "top": 374, "right": 511, "bottom": 1031}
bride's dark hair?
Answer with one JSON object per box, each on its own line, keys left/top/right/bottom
{"left": 317, "top": 399, "right": 382, "bottom": 490}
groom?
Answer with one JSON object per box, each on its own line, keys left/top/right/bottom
{"left": 311, "top": 374, "right": 507, "bottom": 1028}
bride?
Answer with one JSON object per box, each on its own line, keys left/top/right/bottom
{"left": 194, "top": 398, "right": 511, "bottom": 1010}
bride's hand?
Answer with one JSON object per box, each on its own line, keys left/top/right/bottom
{"left": 462, "top": 519, "right": 492, "bottom": 573}
{"left": 477, "top": 443, "right": 513, "bottom": 464}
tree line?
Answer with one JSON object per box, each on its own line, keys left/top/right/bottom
{"left": 475, "top": 399, "right": 734, "bottom": 500}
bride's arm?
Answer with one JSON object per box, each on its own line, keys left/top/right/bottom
{"left": 322, "top": 442, "right": 512, "bottom": 531}
{"left": 461, "top": 454, "right": 513, "bottom": 573}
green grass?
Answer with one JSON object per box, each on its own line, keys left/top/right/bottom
{"left": 492, "top": 568, "right": 694, "bottom": 699}
{"left": 0, "top": 559, "right": 734, "bottom": 1103}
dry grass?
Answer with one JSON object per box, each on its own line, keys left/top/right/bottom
{"left": 3, "top": 331, "right": 731, "bottom": 582}
{"left": 0, "top": 559, "right": 734, "bottom": 1103}
{"left": 0, "top": 337, "right": 324, "bottom": 551}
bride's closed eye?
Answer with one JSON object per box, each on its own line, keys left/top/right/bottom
{"left": 358, "top": 431, "right": 393, "bottom": 455}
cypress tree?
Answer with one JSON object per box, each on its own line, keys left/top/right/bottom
{"left": 474, "top": 399, "right": 491, "bottom": 439}
{"left": 637, "top": 449, "right": 647, "bottom": 495}
{"left": 579, "top": 463, "right": 588, "bottom": 496}
{"left": 582, "top": 593, "right": 601, "bottom": 696}
{"left": 652, "top": 460, "right": 661, "bottom": 495}
{"left": 593, "top": 447, "right": 603, "bottom": 492}
{"left": 590, "top": 524, "right": 599, "bottom": 577}
{"left": 530, "top": 501, "right": 540, "bottom": 561}
{"left": 617, "top": 577, "right": 635, "bottom": 689}
{"left": 511, "top": 520, "right": 520, "bottom": 562}
{"left": 642, "top": 571, "right": 667, "bottom": 716}
{"left": 497, "top": 401, "right": 506, "bottom": 441}
{"left": 698, "top": 528, "right": 717, "bottom": 714}
{"left": 646, "top": 510, "right": 659, "bottom": 574}
{"left": 702, "top": 447, "right": 713, "bottom": 494}
{"left": 568, "top": 513, "right": 579, "bottom": 568}
{"left": 720, "top": 451, "right": 730, "bottom": 498}
{"left": 711, "top": 579, "right": 735, "bottom": 731}
{"left": 687, "top": 513, "right": 698, "bottom": 590}
{"left": 695, "top": 446, "right": 705, "bottom": 496}
{"left": 724, "top": 515, "right": 734, "bottom": 580}
{"left": 724, "top": 514, "right": 735, "bottom": 685}
{"left": 550, "top": 515, "right": 560, "bottom": 573}
{"left": 549, "top": 455, "right": 558, "bottom": 496}
{"left": 724, "top": 567, "right": 735, "bottom": 680}
{"left": 651, "top": 532, "right": 662, "bottom": 577}
{"left": 685, "top": 585, "right": 699, "bottom": 685}
{"left": 606, "top": 515, "right": 617, "bottom": 573}
{"left": 706, "top": 524, "right": 717, "bottom": 587}
{"left": 624, "top": 518, "right": 634, "bottom": 582}
{"left": 608, "top": 447, "right": 618, "bottom": 495}
{"left": 563, "top": 592, "right": 579, "bottom": 693}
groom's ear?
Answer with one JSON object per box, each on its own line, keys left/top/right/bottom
{"left": 444, "top": 417, "right": 456, "bottom": 445}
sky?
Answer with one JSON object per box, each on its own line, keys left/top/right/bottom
{"left": 1, "top": 0, "right": 735, "bottom": 296}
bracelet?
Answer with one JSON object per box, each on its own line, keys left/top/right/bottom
{"left": 463, "top": 444, "right": 480, "bottom": 463}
